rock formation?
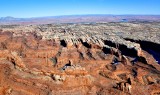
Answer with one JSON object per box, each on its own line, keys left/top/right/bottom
{"left": 0, "top": 22, "right": 160, "bottom": 95}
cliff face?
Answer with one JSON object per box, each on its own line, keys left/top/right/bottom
{"left": 0, "top": 22, "right": 160, "bottom": 95}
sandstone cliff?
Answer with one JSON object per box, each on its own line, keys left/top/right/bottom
{"left": 0, "top": 22, "right": 160, "bottom": 95}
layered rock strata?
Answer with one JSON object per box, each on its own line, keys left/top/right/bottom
{"left": 0, "top": 22, "right": 160, "bottom": 95}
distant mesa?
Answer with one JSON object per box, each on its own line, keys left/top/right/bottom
{"left": 0, "top": 15, "right": 160, "bottom": 25}
{"left": 0, "top": 16, "right": 16, "bottom": 21}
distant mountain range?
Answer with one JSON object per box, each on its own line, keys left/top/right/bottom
{"left": 0, "top": 15, "right": 160, "bottom": 25}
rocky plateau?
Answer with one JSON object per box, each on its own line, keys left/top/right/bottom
{"left": 0, "top": 22, "right": 160, "bottom": 95}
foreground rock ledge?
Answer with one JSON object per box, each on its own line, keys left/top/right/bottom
{"left": 0, "top": 22, "right": 160, "bottom": 95}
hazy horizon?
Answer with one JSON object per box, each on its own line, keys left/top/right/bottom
{"left": 0, "top": 0, "right": 160, "bottom": 18}
{"left": 1, "top": 14, "right": 160, "bottom": 19}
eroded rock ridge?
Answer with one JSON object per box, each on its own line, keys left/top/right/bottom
{"left": 0, "top": 22, "right": 160, "bottom": 95}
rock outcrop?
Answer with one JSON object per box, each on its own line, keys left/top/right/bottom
{"left": 0, "top": 22, "right": 160, "bottom": 95}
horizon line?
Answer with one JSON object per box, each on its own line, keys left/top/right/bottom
{"left": 1, "top": 14, "right": 160, "bottom": 18}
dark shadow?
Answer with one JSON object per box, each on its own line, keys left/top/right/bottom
{"left": 104, "top": 40, "right": 137, "bottom": 57}
{"left": 102, "top": 47, "right": 111, "bottom": 54}
{"left": 83, "top": 42, "right": 91, "bottom": 48}
{"left": 137, "top": 56, "right": 148, "bottom": 64}
{"left": 125, "top": 38, "right": 160, "bottom": 64}
{"left": 80, "top": 39, "right": 91, "bottom": 48}
{"left": 60, "top": 40, "right": 67, "bottom": 47}
{"left": 127, "top": 78, "right": 131, "bottom": 85}
{"left": 104, "top": 40, "right": 116, "bottom": 47}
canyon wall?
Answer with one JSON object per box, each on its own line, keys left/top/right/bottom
{"left": 0, "top": 22, "right": 160, "bottom": 95}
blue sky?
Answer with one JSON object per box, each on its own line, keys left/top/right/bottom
{"left": 0, "top": 0, "right": 160, "bottom": 18}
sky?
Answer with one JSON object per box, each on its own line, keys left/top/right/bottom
{"left": 0, "top": 0, "right": 160, "bottom": 18}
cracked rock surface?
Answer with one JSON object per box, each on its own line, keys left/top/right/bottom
{"left": 0, "top": 22, "right": 160, "bottom": 95}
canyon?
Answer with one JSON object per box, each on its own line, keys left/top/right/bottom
{"left": 0, "top": 22, "right": 160, "bottom": 95}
